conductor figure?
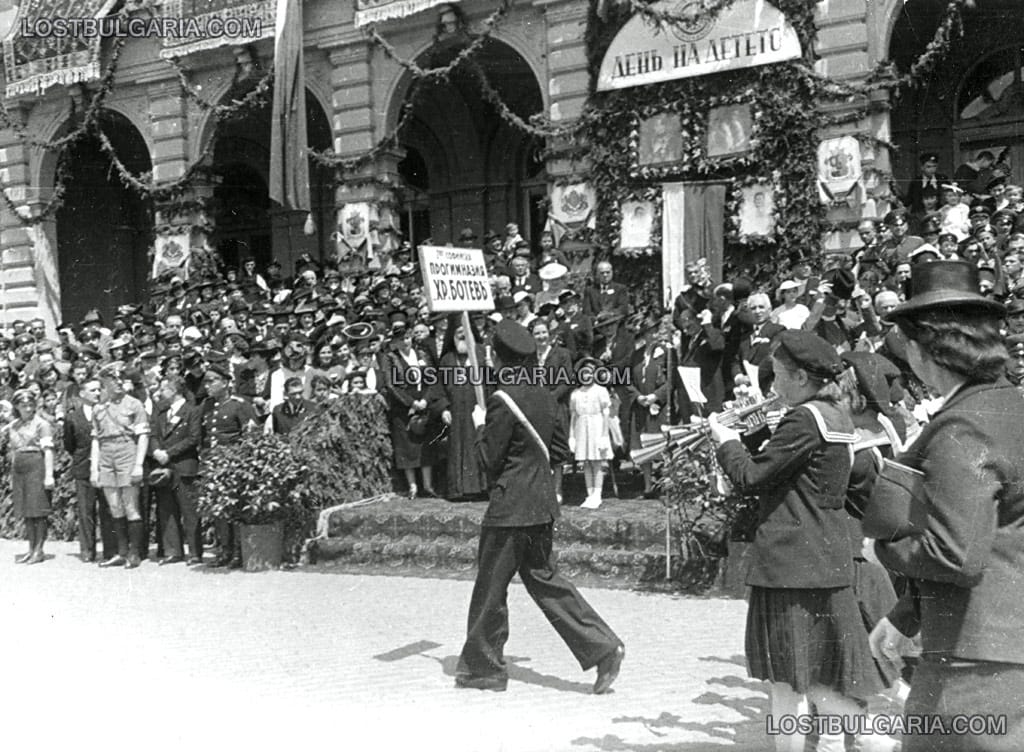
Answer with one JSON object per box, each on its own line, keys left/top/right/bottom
{"left": 455, "top": 319, "right": 626, "bottom": 693}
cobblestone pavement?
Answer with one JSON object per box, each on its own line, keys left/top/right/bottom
{"left": 0, "top": 540, "right": 768, "bottom": 752}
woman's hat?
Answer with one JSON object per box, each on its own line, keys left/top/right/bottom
{"left": 593, "top": 310, "right": 624, "bottom": 329}
{"left": 342, "top": 322, "right": 375, "bottom": 342}
{"left": 12, "top": 388, "right": 35, "bottom": 405}
{"left": 885, "top": 260, "right": 1006, "bottom": 321}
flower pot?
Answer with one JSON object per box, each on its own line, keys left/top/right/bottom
{"left": 239, "top": 521, "right": 284, "bottom": 571}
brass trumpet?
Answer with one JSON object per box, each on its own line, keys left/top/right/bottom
{"left": 630, "top": 394, "right": 780, "bottom": 466}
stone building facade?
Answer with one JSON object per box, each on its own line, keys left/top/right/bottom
{"left": 0, "top": 0, "right": 1018, "bottom": 327}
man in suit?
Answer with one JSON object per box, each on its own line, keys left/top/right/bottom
{"left": 271, "top": 376, "right": 321, "bottom": 434}
{"left": 583, "top": 261, "right": 630, "bottom": 318}
{"left": 880, "top": 209, "right": 924, "bottom": 268}
{"left": 64, "top": 376, "right": 116, "bottom": 563}
{"left": 904, "top": 152, "right": 947, "bottom": 213}
{"left": 456, "top": 320, "right": 624, "bottom": 693}
{"left": 507, "top": 252, "right": 542, "bottom": 296}
{"left": 675, "top": 306, "right": 725, "bottom": 421}
{"left": 734, "top": 292, "right": 785, "bottom": 379}
{"left": 593, "top": 310, "right": 636, "bottom": 453}
{"left": 554, "top": 289, "right": 593, "bottom": 360}
{"left": 149, "top": 374, "right": 204, "bottom": 565}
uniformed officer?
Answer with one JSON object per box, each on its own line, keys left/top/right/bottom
{"left": 455, "top": 319, "right": 625, "bottom": 694}
{"left": 200, "top": 362, "right": 256, "bottom": 567}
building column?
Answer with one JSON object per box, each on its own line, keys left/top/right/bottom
{"left": 328, "top": 43, "right": 401, "bottom": 269}
{"left": 0, "top": 102, "right": 59, "bottom": 330}
{"left": 148, "top": 82, "right": 216, "bottom": 282}
{"left": 536, "top": 0, "right": 589, "bottom": 183}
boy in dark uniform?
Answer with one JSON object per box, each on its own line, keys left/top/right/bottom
{"left": 455, "top": 319, "right": 625, "bottom": 694}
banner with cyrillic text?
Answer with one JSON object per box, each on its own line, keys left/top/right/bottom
{"left": 418, "top": 245, "right": 495, "bottom": 312}
{"left": 597, "top": 0, "right": 801, "bottom": 91}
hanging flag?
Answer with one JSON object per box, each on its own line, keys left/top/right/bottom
{"left": 269, "top": 0, "right": 310, "bottom": 212}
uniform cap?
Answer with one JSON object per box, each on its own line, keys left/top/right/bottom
{"left": 492, "top": 319, "right": 535, "bottom": 359}
{"left": 773, "top": 330, "right": 844, "bottom": 381}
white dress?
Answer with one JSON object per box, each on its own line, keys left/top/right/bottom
{"left": 570, "top": 385, "right": 612, "bottom": 461}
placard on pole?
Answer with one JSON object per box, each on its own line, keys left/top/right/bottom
{"left": 418, "top": 245, "right": 495, "bottom": 409}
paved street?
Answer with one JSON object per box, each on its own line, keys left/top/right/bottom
{"left": 0, "top": 540, "right": 765, "bottom": 752}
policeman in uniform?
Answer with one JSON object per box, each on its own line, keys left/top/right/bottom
{"left": 455, "top": 319, "right": 625, "bottom": 693}
{"left": 200, "top": 362, "right": 256, "bottom": 567}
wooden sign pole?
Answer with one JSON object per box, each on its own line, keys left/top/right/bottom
{"left": 461, "top": 310, "right": 487, "bottom": 410}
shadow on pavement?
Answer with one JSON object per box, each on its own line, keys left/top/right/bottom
{"left": 570, "top": 654, "right": 768, "bottom": 751}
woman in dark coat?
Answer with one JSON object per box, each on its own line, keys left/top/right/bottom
{"left": 709, "top": 330, "right": 881, "bottom": 752}
{"left": 381, "top": 322, "right": 435, "bottom": 498}
{"left": 433, "top": 314, "right": 488, "bottom": 501}
{"left": 868, "top": 261, "right": 1024, "bottom": 752}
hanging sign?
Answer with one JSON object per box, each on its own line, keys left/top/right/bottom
{"left": 597, "top": 0, "right": 802, "bottom": 91}
{"left": 418, "top": 245, "right": 495, "bottom": 312}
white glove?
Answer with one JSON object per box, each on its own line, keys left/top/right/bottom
{"left": 472, "top": 405, "right": 486, "bottom": 429}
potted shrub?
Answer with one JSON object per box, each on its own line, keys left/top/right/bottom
{"left": 196, "top": 432, "right": 311, "bottom": 570}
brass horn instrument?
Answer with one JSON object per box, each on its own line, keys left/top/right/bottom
{"left": 629, "top": 394, "right": 780, "bottom": 466}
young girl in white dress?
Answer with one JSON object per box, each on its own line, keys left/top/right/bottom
{"left": 569, "top": 358, "right": 613, "bottom": 509}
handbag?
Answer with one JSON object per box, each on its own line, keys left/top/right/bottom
{"left": 407, "top": 410, "right": 430, "bottom": 442}
{"left": 863, "top": 456, "right": 928, "bottom": 541}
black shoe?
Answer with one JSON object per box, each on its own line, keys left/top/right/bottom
{"left": 593, "top": 645, "right": 624, "bottom": 695}
{"left": 159, "top": 556, "right": 185, "bottom": 566}
{"left": 186, "top": 557, "right": 203, "bottom": 566}
{"left": 421, "top": 487, "right": 438, "bottom": 498}
{"left": 80, "top": 553, "right": 96, "bottom": 564}
{"left": 642, "top": 489, "right": 660, "bottom": 500}
{"left": 228, "top": 557, "right": 242, "bottom": 569}
{"left": 15, "top": 551, "right": 32, "bottom": 564}
{"left": 209, "top": 556, "right": 232, "bottom": 568}
{"left": 455, "top": 674, "right": 508, "bottom": 692}
{"left": 98, "top": 555, "right": 127, "bottom": 568}
{"left": 125, "top": 554, "right": 142, "bottom": 569}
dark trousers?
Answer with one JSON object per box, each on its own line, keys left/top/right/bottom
{"left": 74, "top": 479, "right": 116, "bottom": 560}
{"left": 457, "top": 523, "right": 620, "bottom": 680}
{"left": 154, "top": 477, "right": 201, "bottom": 559}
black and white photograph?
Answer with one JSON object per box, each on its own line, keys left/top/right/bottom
{"left": 1, "top": 1, "right": 1023, "bottom": 751}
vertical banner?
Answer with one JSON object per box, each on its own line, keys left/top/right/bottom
{"left": 661, "top": 182, "right": 686, "bottom": 306}
{"left": 662, "top": 182, "right": 726, "bottom": 305}
{"left": 269, "top": 0, "right": 310, "bottom": 213}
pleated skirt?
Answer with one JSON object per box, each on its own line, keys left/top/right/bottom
{"left": 746, "top": 585, "right": 884, "bottom": 699}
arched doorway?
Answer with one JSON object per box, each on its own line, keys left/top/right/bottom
{"left": 55, "top": 110, "right": 153, "bottom": 326}
{"left": 211, "top": 84, "right": 333, "bottom": 275}
{"left": 392, "top": 38, "right": 546, "bottom": 246}
{"left": 889, "top": 1, "right": 1024, "bottom": 191}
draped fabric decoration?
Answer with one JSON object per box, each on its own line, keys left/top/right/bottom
{"left": 335, "top": 203, "right": 377, "bottom": 269}
{"left": 2, "top": 0, "right": 117, "bottom": 97}
{"left": 268, "top": 0, "right": 310, "bottom": 213}
{"left": 354, "top": 0, "right": 459, "bottom": 28}
{"left": 158, "top": 0, "right": 274, "bottom": 59}
{"left": 661, "top": 182, "right": 726, "bottom": 305}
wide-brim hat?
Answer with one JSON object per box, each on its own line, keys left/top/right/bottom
{"left": 885, "top": 260, "right": 1006, "bottom": 321}
{"left": 342, "top": 322, "right": 376, "bottom": 342}
{"left": 593, "top": 310, "right": 625, "bottom": 329}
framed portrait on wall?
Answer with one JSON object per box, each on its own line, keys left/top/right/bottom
{"left": 706, "top": 104, "right": 753, "bottom": 159}
{"left": 619, "top": 200, "right": 655, "bottom": 250}
{"left": 738, "top": 185, "right": 775, "bottom": 237}
{"left": 637, "top": 112, "right": 684, "bottom": 167}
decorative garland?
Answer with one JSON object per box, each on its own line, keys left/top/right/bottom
{"left": 364, "top": 0, "right": 512, "bottom": 81}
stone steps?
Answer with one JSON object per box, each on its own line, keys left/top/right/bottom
{"left": 308, "top": 533, "right": 670, "bottom": 591}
